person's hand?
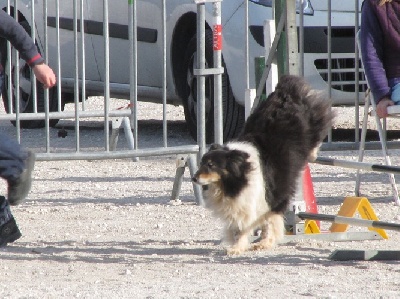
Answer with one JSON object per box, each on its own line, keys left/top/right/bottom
{"left": 32, "top": 63, "right": 56, "bottom": 89}
{"left": 376, "top": 97, "right": 394, "bottom": 118}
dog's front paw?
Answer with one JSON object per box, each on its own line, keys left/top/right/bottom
{"left": 225, "top": 233, "right": 249, "bottom": 255}
{"left": 226, "top": 245, "right": 247, "bottom": 256}
{"left": 226, "top": 247, "right": 244, "bottom": 255}
{"left": 251, "top": 239, "right": 275, "bottom": 251}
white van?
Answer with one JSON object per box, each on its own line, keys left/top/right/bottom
{"left": 0, "top": 0, "right": 362, "bottom": 141}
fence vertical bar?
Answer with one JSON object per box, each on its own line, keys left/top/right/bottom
{"left": 56, "top": 0, "right": 62, "bottom": 111}
{"left": 5, "top": 0, "right": 12, "bottom": 119}
{"left": 129, "top": 0, "right": 138, "bottom": 151}
{"left": 103, "top": 0, "right": 110, "bottom": 151}
{"left": 80, "top": 0, "right": 86, "bottom": 111}
{"left": 31, "top": 0, "right": 37, "bottom": 113}
{"left": 162, "top": 0, "right": 168, "bottom": 147}
{"left": 196, "top": 2, "right": 206, "bottom": 158}
{"left": 213, "top": 1, "right": 223, "bottom": 144}
{"left": 354, "top": 0, "right": 360, "bottom": 143}
{"left": 13, "top": 0, "right": 21, "bottom": 141}
{"left": 245, "top": 0, "right": 249, "bottom": 90}
{"left": 73, "top": 0, "right": 80, "bottom": 151}
{"left": 326, "top": 0, "right": 332, "bottom": 143}
{"left": 43, "top": 0, "right": 51, "bottom": 152}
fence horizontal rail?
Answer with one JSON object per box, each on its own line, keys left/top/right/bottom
{"left": 314, "top": 157, "right": 400, "bottom": 175}
{"left": 0, "top": 109, "right": 132, "bottom": 121}
{"left": 35, "top": 145, "right": 199, "bottom": 161}
{"left": 321, "top": 141, "right": 400, "bottom": 151}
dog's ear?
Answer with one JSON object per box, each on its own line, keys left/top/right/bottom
{"left": 208, "top": 143, "right": 223, "bottom": 152}
{"left": 228, "top": 150, "right": 249, "bottom": 161}
{"left": 227, "top": 150, "right": 250, "bottom": 177}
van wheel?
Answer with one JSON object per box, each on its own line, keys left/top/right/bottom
{"left": 181, "top": 29, "right": 244, "bottom": 143}
{"left": 1, "top": 20, "right": 62, "bottom": 128}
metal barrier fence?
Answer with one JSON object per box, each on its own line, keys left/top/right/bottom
{"left": 0, "top": 0, "right": 209, "bottom": 203}
{"left": 0, "top": 0, "right": 395, "bottom": 202}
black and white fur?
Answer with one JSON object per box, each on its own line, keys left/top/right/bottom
{"left": 192, "top": 75, "right": 335, "bottom": 255}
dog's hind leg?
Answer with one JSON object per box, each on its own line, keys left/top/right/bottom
{"left": 308, "top": 143, "right": 322, "bottom": 162}
{"left": 251, "top": 213, "right": 285, "bottom": 251}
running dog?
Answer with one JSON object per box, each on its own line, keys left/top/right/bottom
{"left": 192, "top": 75, "right": 335, "bottom": 255}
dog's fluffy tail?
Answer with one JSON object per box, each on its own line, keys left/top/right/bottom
{"left": 274, "top": 75, "right": 335, "bottom": 148}
{"left": 243, "top": 75, "right": 335, "bottom": 153}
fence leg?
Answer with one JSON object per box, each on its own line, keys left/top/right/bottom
{"left": 170, "top": 154, "right": 203, "bottom": 205}
{"left": 110, "top": 117, "right": 138, "bottom": 162}
{"left": 188, "top": 153, "right": 204, "bottom": 206}
{"left": 170, "top": 155, "right": 188, "bottom": 204}
{"left": 122, "top": 117, "right": 139, "bottom": 162}
{"left": 110, "top": 117, "right": 123, "bottom": 151}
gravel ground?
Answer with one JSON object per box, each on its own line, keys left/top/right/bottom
{"left": 1, "top": 100, "right": 400, "bottom": 298}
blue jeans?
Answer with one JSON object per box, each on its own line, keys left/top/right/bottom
{"left": 391, "top": 82, "right": 400, "bottom": 105}
{"left": 0, "top": 55, "right": 17, "bottom": 220}
{"left": 0, "top": 133, "right": 27, "bottom": 182}
{"left": 389, "top": 78, "right": 400, "bottom": 104}
{"left": 0, "top": 67, "right": 27, "bottom": 181}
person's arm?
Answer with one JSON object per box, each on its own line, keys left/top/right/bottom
{"left": 0, "top": 10, "right": 56, "bottom": 88}
{"left": 360, "top": 1, "right": 391, "bottom": 106}
{"left": 0, "top": 10, "right": 44, "bottom": 67}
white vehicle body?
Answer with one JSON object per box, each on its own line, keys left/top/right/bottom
{"left": 0, "top": 0, "right": 362, "bottom": 140}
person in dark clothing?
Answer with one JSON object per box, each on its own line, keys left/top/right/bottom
{"left": 360, "top": 0, "right": 400, "bottom": 118}
{"left": 0, "top": 9, "right": 56, "bottom": 246}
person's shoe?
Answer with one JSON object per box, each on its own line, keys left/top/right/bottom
{"left": 7, "top": 150, "right": 36, "bottom": 206}
{"left": 0, "top": 217, "right": 22, "bottom": 247}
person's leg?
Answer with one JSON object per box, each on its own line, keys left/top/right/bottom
{"left": 0, "top": 133, "right": 35, "bottom": 205}
{"left": 0, "top": 195, "right": 21, "bottom": 246}
{"left": 0, "top": 133, "right": 27, "bottom": 181}
{"left": 0, "top": 134, "right": 34, "bottom": 246}
{"left": 0, "top": 43, "right": 30, "bottom": 246}
{"left": 7, "top": 150, "right": 35, "bottom": 205}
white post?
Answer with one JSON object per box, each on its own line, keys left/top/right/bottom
{"left": 264, "top": 20, "right": 278, "bottom": 96}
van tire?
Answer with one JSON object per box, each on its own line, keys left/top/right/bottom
{"left": 181, "top": 29, "right": 244, "bottom": 143}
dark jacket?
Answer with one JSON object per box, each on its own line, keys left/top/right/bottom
{"left": 360, "top": 0, "right": 400, "bottom": 103}
{"left": 0, "top": 10, "right": 44, "bottom": 66}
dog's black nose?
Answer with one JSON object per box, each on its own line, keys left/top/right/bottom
{"left": 192, "top": 177, "right": 197, "bottom": 183}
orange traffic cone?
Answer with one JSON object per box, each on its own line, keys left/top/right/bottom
{"left": 286, "top": 164, "right": 319, "bottom": 234}
{"left": 303, "top": 164, "right": 318, "bottom": 215}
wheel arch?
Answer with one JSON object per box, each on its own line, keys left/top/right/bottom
{"left": 2, "top": 6, "right": 25, "bottom": 21}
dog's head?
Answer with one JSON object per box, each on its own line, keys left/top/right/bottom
{"left": 192, "top": 144, "right": 251, "bottom": 187}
